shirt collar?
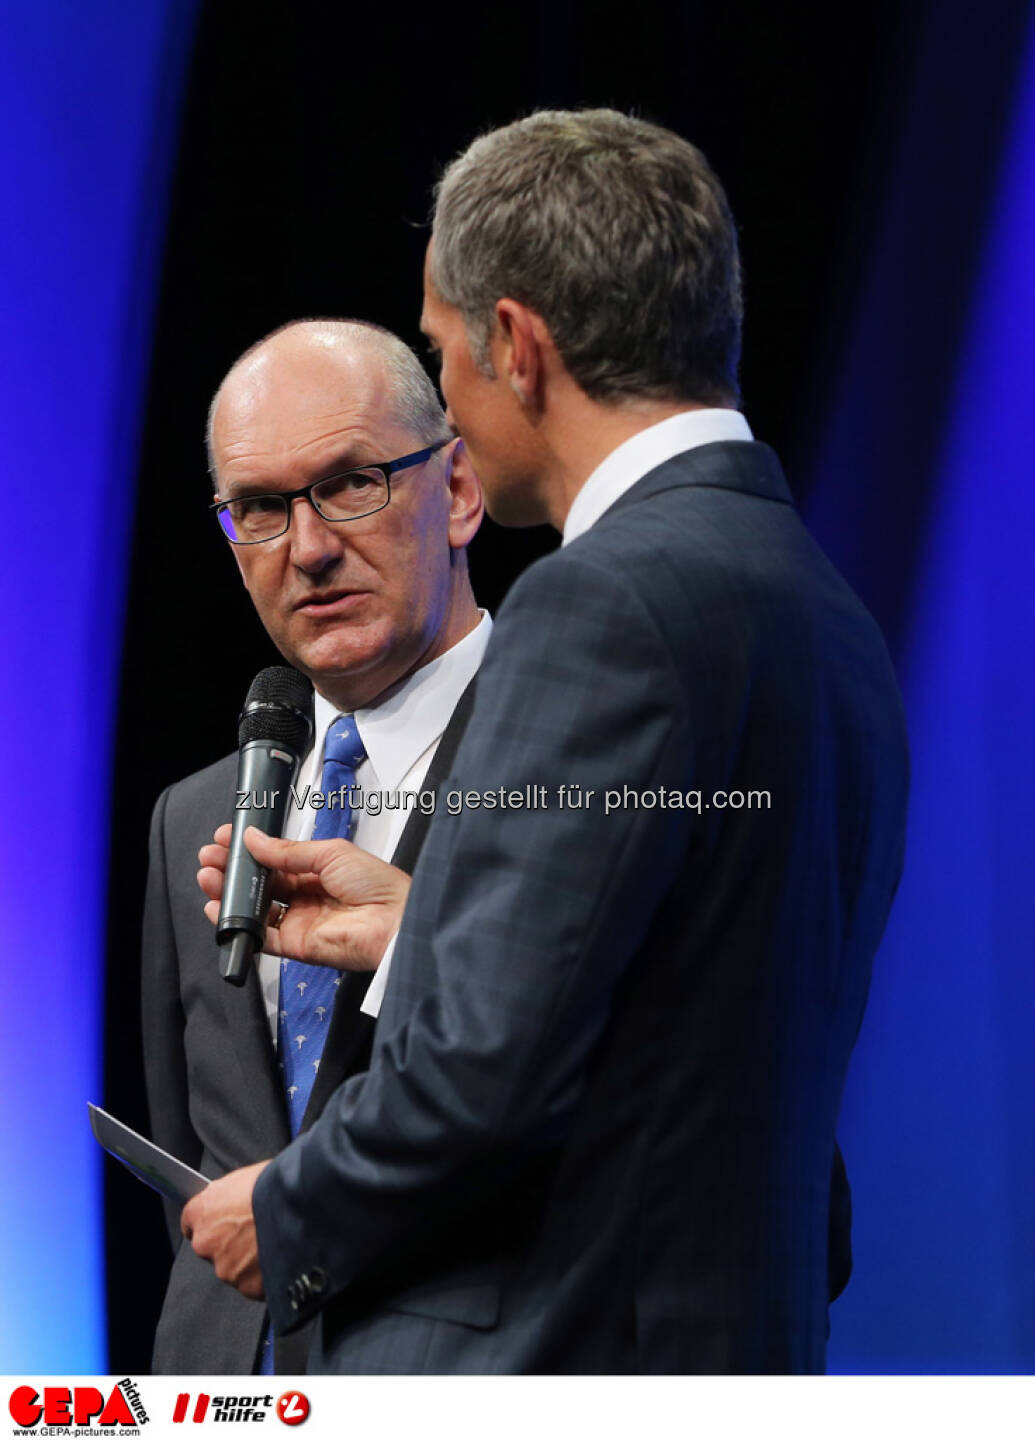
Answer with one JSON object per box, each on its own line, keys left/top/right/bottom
{"left": 562, "top": 408, "right": 754, "bottom": 546}
{"left": 312, "top": 611, "right": 492, "bottom": 793}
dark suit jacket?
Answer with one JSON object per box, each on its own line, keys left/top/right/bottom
{"left": 253, "top": 441, "right": 907, "bottom": 1374}
{"left": 142, "top": 685, "right": 475, "bottom": 1373}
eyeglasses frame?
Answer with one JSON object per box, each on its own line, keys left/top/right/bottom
{"left": 209, "top": 438, "right": 451, "bottom": 545}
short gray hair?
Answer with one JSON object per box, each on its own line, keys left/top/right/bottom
{"left": 430, "top": 109, "right": 743, "bottom": 405}
{"left": 207, "top": 318, "right": 450, "bottom": 478}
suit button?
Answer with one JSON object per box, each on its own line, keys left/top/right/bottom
{"left": 307, "top": 1267, "right": 327, "bottom": 1295}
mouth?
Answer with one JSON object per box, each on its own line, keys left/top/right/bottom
{"left": 294, "top": 589, "right": 371, "bottom": 617}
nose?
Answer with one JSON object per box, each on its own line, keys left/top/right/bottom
{"left": 287, "top": 493, "right": 346, "bottom": 575}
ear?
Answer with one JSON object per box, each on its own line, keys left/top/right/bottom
{"left": 444, "top": 438, "right": 485, "bottom": 549}
{"left": 494, "top": 298, "right": 548, "bottom": 410}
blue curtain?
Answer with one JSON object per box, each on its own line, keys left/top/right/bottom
{"left": 0, "top": 0, "right": 197, "bottom": 1371}
{"left": 811, "top": 3, "right": 1035, "bottom": 1375}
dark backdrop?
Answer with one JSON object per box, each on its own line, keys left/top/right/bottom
{"left": 104, "top": 0, "right": 1026, "bottom": 1372}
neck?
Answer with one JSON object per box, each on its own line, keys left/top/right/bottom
{"left": 540, "top": 392, "right": 732, "bottom": 532}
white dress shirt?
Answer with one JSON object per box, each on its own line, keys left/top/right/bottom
{"left": 562, "top": 407, "right": 753, "bottom": 546}
{"left": 257, "top": 612, "right": 492, "bottom": 1036}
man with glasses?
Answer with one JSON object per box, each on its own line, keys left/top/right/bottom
{"left": 143, "top": 317, "right": 486, "bottom": 1373}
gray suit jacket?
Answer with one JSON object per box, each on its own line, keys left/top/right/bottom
{"left": 142, "top": 685, "right": 475, "bottom": 1373}
{"left": 253, "top": 441, "right": 907, "bottom": 1373}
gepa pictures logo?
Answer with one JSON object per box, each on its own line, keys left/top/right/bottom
{"left": 9, "top": 1379, "right": 148, "bottom": 1430}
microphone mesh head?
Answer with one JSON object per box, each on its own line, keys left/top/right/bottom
{"left": 237, "top": 666, "right": 313, "bottom": 751}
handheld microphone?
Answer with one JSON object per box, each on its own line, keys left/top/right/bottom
{"left": 217, "top": 665, "right": 313, "bottom": 986}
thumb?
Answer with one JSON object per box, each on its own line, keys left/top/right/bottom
{"left": 243, "top": 826, "right": 348, "bottom": 875}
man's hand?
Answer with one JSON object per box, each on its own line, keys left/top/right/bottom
{"left": 198, "top": 824, "right": 410, "bottom": 971}
{"left": 181, "top": 1161, "right": 270, "bottom": 1299}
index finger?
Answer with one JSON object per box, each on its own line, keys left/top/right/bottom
{"left": 243, "top": 826, "right": 354, "bottom": 875}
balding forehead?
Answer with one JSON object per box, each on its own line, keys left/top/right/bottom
{"left": 224, "top": 324, "right": 385, "bottom": 392}
{"left": 212, "top": 333, "right": 386, "bottom": 432}
{"left": 207, "top": 318, "right": 448, "bottom": 478}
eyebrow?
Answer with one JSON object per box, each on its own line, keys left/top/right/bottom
{"left": 220, "top": 450, "right": 379, "bottom": 498}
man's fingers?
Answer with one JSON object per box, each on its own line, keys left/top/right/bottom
{"left": 201, "top": 828, "right": 408, "bottom": 967}
{"left": 243, "top": 826, "right": 353, "bottom": 876}
{"left": 202, "top": 894, "right": 292, "bottom": 956}
{"left": 199, "top": 869, "right": 306, "bottom": 932}
{"left": 198, "top": 865, "right": 225, "bottom": 902}
{"left": 199, "top": 841, "right": 229, "bottom": 871}
{"left": 213, "top": 823, "right": 232, "bottom": 846}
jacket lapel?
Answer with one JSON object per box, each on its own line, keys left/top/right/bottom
{"left": 219, "top": 929, "right": 293, "bottom": 1154}
{"left": 192, "top": 755, "right": 291, "bottom": 1156}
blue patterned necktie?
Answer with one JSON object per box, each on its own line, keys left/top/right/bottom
{"left": 276, "top": 713, "right": 367, "bottom": 1135}
{"left": 260, "top": 716, "right": 366, "bottom": 1373}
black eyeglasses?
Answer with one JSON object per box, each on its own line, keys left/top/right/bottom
{"left": 210, "top": 439, "right": 449, "bottom": 544}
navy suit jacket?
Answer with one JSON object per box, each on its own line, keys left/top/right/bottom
{"left": 254, "top": 441, "right": 908, "bottom": 1373}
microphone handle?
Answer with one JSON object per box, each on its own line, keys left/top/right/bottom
{"left": 217, "top": 740, "right": 300, "bottom": 986}
{"left": 221, "top": 930, "right": 257, "bottom": 987}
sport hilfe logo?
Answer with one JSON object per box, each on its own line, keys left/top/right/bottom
{"left": 171, "top": 1392, "right": 308, "bottom": 1425}
{"left": 9, "top": 1382, "right": 147, "bottom": 1428}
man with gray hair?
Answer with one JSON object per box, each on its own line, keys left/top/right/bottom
{"left": 143, "top": 317, "right": 487, "bottom": 1372}
{"left": 186, "top": 112, "right": 908, "bottom": 1373}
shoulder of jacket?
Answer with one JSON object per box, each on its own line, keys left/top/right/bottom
{"left": 157, "top": 752, "right": 238, "bottom": 830}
